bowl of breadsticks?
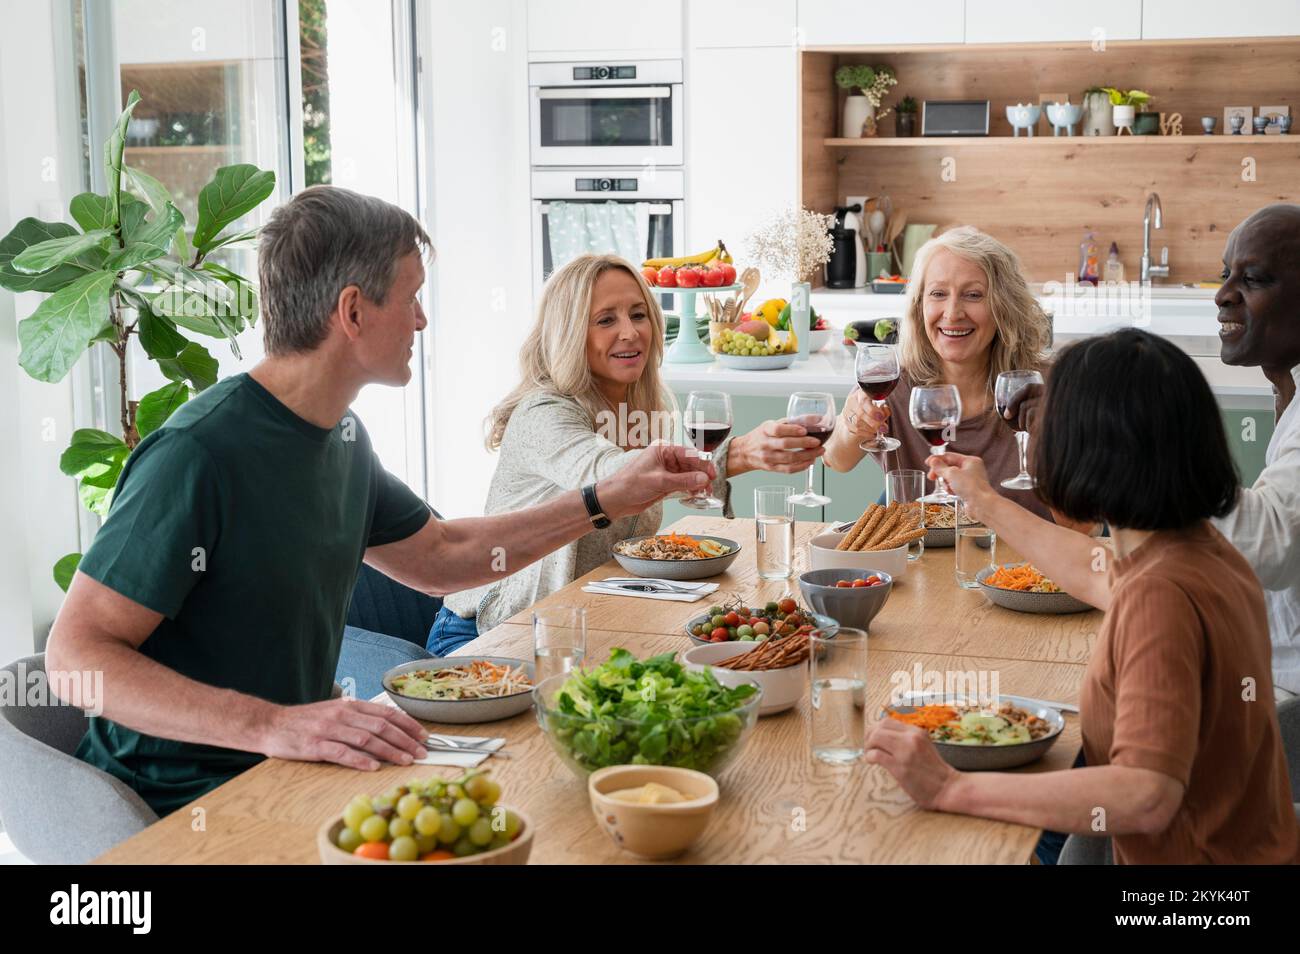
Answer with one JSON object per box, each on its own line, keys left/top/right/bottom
{"left": 808, "top": 502, "right": 924, "bottom": 579}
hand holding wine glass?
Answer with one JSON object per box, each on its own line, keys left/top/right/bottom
{"left": 908, "top": 384, "right": 961, "bottom": 504}
{"left": 786, "top": 391, "right": 835, "bottom": 508}
{"left": 854, "top": 343, "right": 901, "bottom": 452}
{"left": 995, "top": 370, "right": 1044, "bottom": 490}
{"left": 681, "top": 390, "right": 731, "bottom": 510}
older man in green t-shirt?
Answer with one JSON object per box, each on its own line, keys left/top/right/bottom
{"left": 46, "top": 186, "right": 715, "bottom": 816}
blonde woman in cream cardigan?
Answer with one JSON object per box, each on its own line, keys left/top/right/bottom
{"left": 433, "top": 254, "right": 822, "bottom": 650}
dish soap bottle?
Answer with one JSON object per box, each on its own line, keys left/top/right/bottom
{"left": 1103, "top": 242, "right": 1125, "bottom": 283}
{"left": 1078, "top": 231, "right": 1100, "bottom": 285}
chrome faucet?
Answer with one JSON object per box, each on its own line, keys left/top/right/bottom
{"left": 1141, "top": 192, "right": 1170, "bottom": 283}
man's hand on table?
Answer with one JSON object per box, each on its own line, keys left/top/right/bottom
{"left": 865, "top": 718, "right": 960, "bottom": 811}
{"left": 597, "top": 441, "right": 717, "bottom": 517}
{"left": 255, "top": 698, "right": 427, "bottom": 771}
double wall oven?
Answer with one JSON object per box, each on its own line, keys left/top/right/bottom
{"left": 529, "top": 59, "right": 685, "bottom": 297}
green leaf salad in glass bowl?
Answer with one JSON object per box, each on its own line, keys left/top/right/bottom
{"left": 533, "top": 648, "right": 762, "bottom": 779}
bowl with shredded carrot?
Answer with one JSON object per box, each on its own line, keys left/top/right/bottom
{"left": 881, "top": 695, "right": 1066, "bottom": 770}
{"left": 976, "top": 563, "right": 1093, "bottom": 615}
{"left": 613, "top": 534, "right": 742, "bottom": 580}
{"left": 383, "top": 656, "right": 537, "bottom": 723}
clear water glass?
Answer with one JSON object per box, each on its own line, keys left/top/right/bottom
{"left": 885, "top": 468, "right": 926, "bottom": 562}
{"left": 954, "top": 499, "right": 996, "bottom": 589}
{"left": 533, "top": 606, "right": 587, "bottom": 684}
{"left": 754, "top": 485, "right": 795, "bottom": 580}
{"left": 809, "top": 628, "right": 868, "bottom": 765}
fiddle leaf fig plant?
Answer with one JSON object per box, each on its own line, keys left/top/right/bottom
{"left": 0, "top": 90, "right": 276, "bottom": 590}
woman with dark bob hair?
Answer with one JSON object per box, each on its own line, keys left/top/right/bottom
{"left": 865, "top": 329, "right": 1299, "bottom": 864}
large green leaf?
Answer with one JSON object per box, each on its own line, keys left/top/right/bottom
{"left": 70, "top": 192, "right": 115, "bottom": 231}
{"left": 124, "top": 201, "right": 183, "bottom": 257}
{"left": 152, "top": 266, "right": 245, "bottom": 350}
{"left": 53, "top": 553, "right": 83, "bottom": 592}
{"left": 12, "top": 229, "right": 113, "bottom": 274}
{"left": 59, "top": 428, "right": 129, "bottom": 477}
{"left": 17, "top": 270, "right": 116, "bottom": 383}
{"left": 199, "top": 227, "right": 258, "bottom": 256}
{"left": 104, "top": 90, "right": 141, "bottom": 226}
{"left": 124, "top": 164, "right": 175, "bottom": 216}
{"left": 138, "top": 309, "right": 186, "bottom": 358}
{"left": 0, "top": 219, "right": 99, "bottom": 293}
{"left": 104, "top": 242, "right": 167, "bottom": 273}
{"left": 193, "top": 164, "right": 275, "bottom": 250}
{"left": 79, "top": 478, "right": 115, "bottom": 517}
{"left": 201, "top": 262, "right": 258, "bottom": 323}
{"left": 157, "top": 341, "right": 218, "bottom": 391}
{"left": 135, "top": 381, "right": 190, "bottom": 439}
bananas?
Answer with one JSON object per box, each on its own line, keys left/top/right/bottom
{"left": 644, "top": 240, "right": 730, "bottom": 270}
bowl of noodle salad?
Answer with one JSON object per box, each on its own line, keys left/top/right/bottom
{"left": 612, "top": 534, "right": 742, "bottom": 580}
{"left": 383, "top": 656, "right": 536, "bottom": 723}
{"left": 882, "top": 695, "right": 1067, "bottom": 770}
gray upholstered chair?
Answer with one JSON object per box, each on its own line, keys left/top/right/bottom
{"left": 0, "top": 653, "right": 157, "bottom": 863}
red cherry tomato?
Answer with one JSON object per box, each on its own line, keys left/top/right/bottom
{"left": 778, "top": 598, "right": 796, "bottom": 615}
{"left": 724, "top": 611, "right": 741, "bottom": 627}
{"left": 710, "top": 627, "right": 728, "bottom": 641}
{"left": 657, "top": 266, "right": 677, "bottom": 287}
{"left": 851, "top": 579, "right": 869, "bottom": 588}
{"left": 354, "top": 842, "right": 390, "bottom": 860}
{"left": 835, "top": 580, "right": 851, "bottom": 588}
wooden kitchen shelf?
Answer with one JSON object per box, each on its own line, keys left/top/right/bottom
{"left": 824, "top": 136, "right": 1298, "bottom": 147}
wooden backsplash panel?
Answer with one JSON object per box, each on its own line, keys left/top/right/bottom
{"left": 807, "top": 39, "right": 1300, "bottom": 283}
{"left": 836, "top": 139, "right": 1300, "bottom": 283}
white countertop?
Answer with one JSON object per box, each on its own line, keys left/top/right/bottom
{"left": 662, "top": 323, "right": 1274, "bottom": 404}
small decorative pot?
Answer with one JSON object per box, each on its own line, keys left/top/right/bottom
{"left": 896, "top": 112, "right": 916, "bottom": 137}
{"left": 1133, "top": 111, "right": 1160, "bottom": 135}
{"left": 1201, "top": 116, "right": 1217, "bottom": 135}
{"left": 1112, "top": 104, "right": 1136, "bottom": 135}
{"left": 1083, "top": 91, "right": 1116, "bottom": 135}
{"left": 1253, "top": 115, "right": 1270, "bottom": 135}
{"left": 841, "top": 95, "right": 871, "bottom": 138}
{"left": 1230, "top": 113, "right": 1246, "bottom": 135}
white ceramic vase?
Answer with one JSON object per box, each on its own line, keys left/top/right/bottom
{"left": 1083, "top": 91, "right": 1115, "bottom": 136}
{"left": 842, "top": 95, "right": 872, "bottom": 138}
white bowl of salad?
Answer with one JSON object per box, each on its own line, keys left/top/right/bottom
{"left": 383, "top": 656, "right": 536, "bottom": 724}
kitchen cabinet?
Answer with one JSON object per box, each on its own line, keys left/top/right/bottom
{"left": 964, "top": 0, "right": 1139, "bottom": 44}
{"left": 527, "top": 0, "right": 682, "bottom": 56}
{"left": 685, "top": 44, "right": 797, "bottom": 302}
{"left": 686, "top": 0, "right": 795, "bottom": 48}
{"left": 796, "top": 0, "right": 964, "bottom": 47}
{"left": 1142, "top": 0, "right": 1300, "bottom": 39}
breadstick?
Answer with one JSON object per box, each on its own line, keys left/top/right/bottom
{"left": 844, "top": 504, "right": 885, "bottom": 551}
{"left": 836, "top": 505, "right": 875, "bottom": 551}
{"left": 859, "top": 503, "right": 901, "bottom": 551}
{"left": 870, "top": 526, "right": 928, "bottom": 550}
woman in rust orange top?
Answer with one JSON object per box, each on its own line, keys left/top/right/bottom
{"left": 866, "top": 329, "right": 1299, "bottom": 864}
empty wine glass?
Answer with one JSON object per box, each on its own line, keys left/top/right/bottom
{"left": 909, "top": 384, "right": 962, "bottom": 504}
{"left": 995, "top": 370, "right": 1043, "bottom": 490}
{"left": 786, "top": 391, "right": 835, "bottom": 508}
{"left": 682, "top": 390, "right": 731, "bottom": 510}
{"left": 854, "top": 343, "right": 901, "bottom": 453}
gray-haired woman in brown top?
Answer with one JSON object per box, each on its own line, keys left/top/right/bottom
{"left": 823, "top": 226, "right": 1055, "bottom": 519}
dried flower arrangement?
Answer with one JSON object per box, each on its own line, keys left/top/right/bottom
{"left": 745, "top": 207, "right": 836, "bottom": 284}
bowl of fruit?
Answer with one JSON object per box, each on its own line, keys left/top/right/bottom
{"left": 713, "top": 320, "right": 796, "bottom": 369}
{"left": 640, "top": 242, "right": 737, "bottom": 290}
{"left": 682, "top": 596, "right": 836, "bottom": 646}
{"left": 318, "top": 770, "right": 532, "bottom": 865}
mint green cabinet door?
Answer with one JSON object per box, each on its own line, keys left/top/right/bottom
{"left": 1223, "top": 408, "right": 1274, "bottom": 487}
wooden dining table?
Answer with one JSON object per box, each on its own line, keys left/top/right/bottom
{"left": 96, "top": 515, "right": 1102, "bottom": 865}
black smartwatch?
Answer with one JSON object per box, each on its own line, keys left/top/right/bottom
{"left": 581, "top": 483, "right": 611, "bottom": 529}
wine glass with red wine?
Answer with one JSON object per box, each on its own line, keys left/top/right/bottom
{"left": 682, "top": 390, "right": 731, "bottom": 510}
{"left": 854, "top": 342, "right": 901, "bottom": 453}
{"left": 786, "top": 391, "right": 836, "bottom": 508}
{"left": 995, "top": 370, "right": 1043, "bottom": 490}
{"left": 908, "top": 384, "right": 962, "bottom": 504}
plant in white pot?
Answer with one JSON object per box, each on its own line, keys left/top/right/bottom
{"left": 1102, "top": 88, "right": 1151, "bottom": 136}
{"left": 0, "top": 90, "right": 275, "bottom": 588}
{"left": 834, "top": 65, "right": 897, "bottom": 137}
{"left": 746, "top": 207, "right": 835, "bottom": 361}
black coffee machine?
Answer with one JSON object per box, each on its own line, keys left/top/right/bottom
{"left": 825, "top": 203, "right": 865, "bottom": 288}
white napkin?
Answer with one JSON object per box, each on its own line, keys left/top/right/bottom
{"left": 371, "top": 693, "right": 507, "bottom": 767}
{"left": 581, "top": 579, "right": 720, "bottom": 602}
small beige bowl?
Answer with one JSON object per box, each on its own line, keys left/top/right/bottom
{"left": 317, "top": 806, "right": 534, "bottom": 865}
{"left": 588, "top": 766, "right": 719, "bottom": 860}
{"left": 809, "top": 531, "right": 908, "bottom": 579}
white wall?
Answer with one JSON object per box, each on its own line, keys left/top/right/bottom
{"left": 421, "top": 0, "right": 533, "bottom": 518}
{"left": 0, "top": 0, "right": 84, "bottom": 658}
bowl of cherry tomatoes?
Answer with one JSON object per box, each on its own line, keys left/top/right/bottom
{"left": 797, "top": 569, "right": 893, "bottom": 633}
{"left": 682, "top": 596, "right": 836, "bottom": 647}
